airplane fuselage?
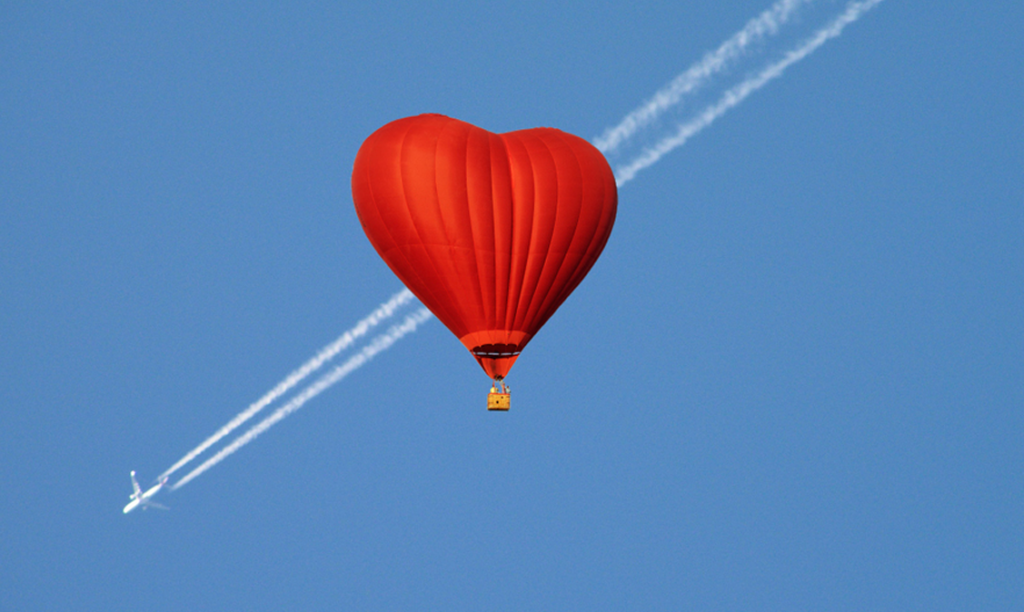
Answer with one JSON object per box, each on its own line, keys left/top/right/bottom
{"left": 123, "top": 472, "right": 167, "bottom": 513}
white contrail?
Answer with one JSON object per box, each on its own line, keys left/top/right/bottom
{"left": 595, "top": 0, "right": 813, "bottom": 154}
{"left": 158, "top": 288, "right": 416, "bottom": 481}
{"left": 171, "top": 307, "right": 433, "bottom": 490}
{"left": 613, "top": 0, "right": 885, "bottom": 186}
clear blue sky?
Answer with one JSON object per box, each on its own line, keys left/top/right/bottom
{"left": 2, "top": 2, "right": 1021, "bottom": 610}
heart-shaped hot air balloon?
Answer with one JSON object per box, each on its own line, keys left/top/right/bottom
{"left": 351, "top": 113, "right": 617, "bottom": 389}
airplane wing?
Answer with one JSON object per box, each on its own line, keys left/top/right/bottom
{"left": 129, "top": 471, "right": 142, "bottom": 497}
{"left": 145, "top": 501, "right": 170, "bottom": 511}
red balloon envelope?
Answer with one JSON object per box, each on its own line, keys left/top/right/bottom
{"left": 351, "top": 114, "right": 617, "bottom": 379}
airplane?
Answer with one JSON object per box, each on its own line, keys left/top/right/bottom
{"left": 122, "top": 470, "right": 169, "bottom": 514}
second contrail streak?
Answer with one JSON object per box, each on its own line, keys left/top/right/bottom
{"left": 613, "top": 0, "right": 886, "bottom": 186}
{"left": 595, "top": 0, "right": 812, "bottom": 154}
{"left": 171, "top": 307, "right": 433, "bottom": 490}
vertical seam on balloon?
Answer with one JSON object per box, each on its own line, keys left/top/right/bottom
{"left": 500, "top": 133, "right": 518, "bottom": 332}
{"left": 521, "top": 133, "right": 560, "bottom": 329}
{"left": 398, "top": 120, "right": 460, "bottom": 331}
{"left": 491, "top": 135, "right": 499, "bottom": 333}
{"left": 539, "top": 132, "right": 596, "bottom": 320}
{"left": 480, "top": 130, "right": 497, "bottom": 332}
{"left": 580, "top": 146, "right": 616, "bottom": 301}
{"left": 511, "top": 133, "right": 538, "bottom": 330}
{"left": 581, "top": 143, "right": 617, "bottom": 287}
{"left": 495, "top": 134, "right": 512, "bottom": 335}
{"left": 485, "top": 133, "right": 501, "bottom": 335}
{"left": 548, "top": 132, "right": 588, "bottom": 311}
{"left": 503, "top": 133, "right": 522, "bottom": 329}
{"left": 458, "top": 123, "right": 487, "bottom": 335}
{"left": 567, "top": 144, "right": 616, "bottom": 306}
